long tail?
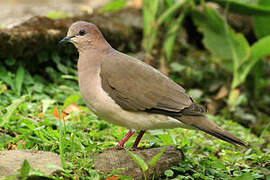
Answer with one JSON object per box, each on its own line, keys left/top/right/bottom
{"left": 175, "top": 115, "right": 247, "bottom": 147}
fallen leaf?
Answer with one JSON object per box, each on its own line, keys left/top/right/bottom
{"left": 8, "top": 143, "right": 17, "bottom": 150}
{"left": 106, "top": 175, "right": 119, "bottom": 180}
{"left": 207, "top": 101, "right": 219, "bottom": 115}
{"left": 2, "top": 85, "right": 7, "bottom": 92}
{"left": 64, "top": 103, "right": 80, "bottom": 114}
{"left": 53, "top": 107, "right": 67, "bottom": 120}
{"left": 128, "top": 0, "right": 142, "bottom": 8}
{"left": 214, "top": 85, "right": 228, "bottom": 100}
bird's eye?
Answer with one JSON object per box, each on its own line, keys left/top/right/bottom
{"left": 78, "top": 29, "right": 87, "bottom": 36}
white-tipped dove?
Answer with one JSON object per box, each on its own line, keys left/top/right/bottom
{"left": 60, "top": 21, "right": 247, "bottom": 149}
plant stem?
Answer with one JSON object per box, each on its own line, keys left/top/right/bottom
{"left": 58, "top": 107, "right": 66, "bottom": 169}
{"left": 157, "top": 0, "right": 190, "bottom": 26}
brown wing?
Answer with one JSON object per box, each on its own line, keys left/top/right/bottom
{"left": 100, "top": 50, "right": 204, "bottom": 115}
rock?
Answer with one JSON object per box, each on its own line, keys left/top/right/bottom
{"left": 94, "top": 146, "right": 184, "bottom": 180}
{"left": 0, "top": 8, "right": 142, "bottom": 62}
{"left": 0, "top": 150, "right": 62, "bottom": 178}
{"left": 0, "top": 0, "right": 112, "bottom": 28}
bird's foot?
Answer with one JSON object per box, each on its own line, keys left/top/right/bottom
{"left": 107, "top": 146, "right": 146, "bottom": 151}
{"left": 130, "top": 146, "right": 145, "bottom": 151}
{"left": 107, "top": 146, "right": 125, "bottom": 151}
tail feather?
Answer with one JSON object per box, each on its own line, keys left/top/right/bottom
{"left": 193, "top": 124, "right": 247, "bottom": 147}
{"left": 175, "top": 115, "right": 247, "bottom": 147}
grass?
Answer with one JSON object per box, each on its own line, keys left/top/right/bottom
{"left": 0, "top": 63, "right": 269, "bottom": 179}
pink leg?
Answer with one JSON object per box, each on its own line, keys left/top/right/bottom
{"left": 116, "top": 129, "right": 135, "bottom": 149}
{"left": 132, "top": 130, "right": 146, "bottom": 149}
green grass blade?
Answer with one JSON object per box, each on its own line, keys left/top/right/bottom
{"left": 58, "top": 107, "right": 66, "bottom": 169}
{"left": 163, "top": 10, "right": 186, "bottom": 62}
{"left": 20, "top": 160, "right": 31, "bottom": 180}
{"left": 157, "top": 0, "right": 190, "bottom": 25}
{"left": 15, "top": 66, "right": 25, "bottom": 96}
{"left": 0, "top": 95, "right": 26, "bottom": 127}
{"left": 149, "top": 148, "right": 165, "bottom": 167}
{"left": 126, "top": 150, "right": 148, "bottom": 172}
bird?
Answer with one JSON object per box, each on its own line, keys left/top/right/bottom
{"left": 59, "top": 21, "right": 247, "bottom": 149}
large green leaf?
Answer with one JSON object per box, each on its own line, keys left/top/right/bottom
{"left": 206, "top": 0, "right": 270, "bottom": 15}
{"left": 192, "top": 7, "right": 250, "bottom": 72}
{"left": 232, "top": 35, "right": 270, "bottom": 88}
{"left": 253, "top": 0, "right": 270, "bottom": 39}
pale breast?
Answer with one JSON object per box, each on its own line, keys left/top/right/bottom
{"left": 77, "top": 56, "right": 189, "bottom": 130}
{"left": 78, "top": 69, "right": 189, "bottom": 130}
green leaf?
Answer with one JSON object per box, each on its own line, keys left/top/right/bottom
{"left": 0, "top": 95, "right": 26, "bottom": 127}
{"left": 149, "top": 148, "right": 165, "bottom": 167}
{"left": 253, "top": 0, "right": 270, "bottom": 38}
{"left": 188, "top": 89, "right": 203, "bottom": 100}
{"left": 63, "top": 94, "right": 81, "bottom": 109}
{"left": 45, "top": 164, "right": 64, "bottom": 171}
{"left": 0, "top": 65, "right": 15, "bottom": 90}
{"left": 233, "top": 35, "right": 270, "bottom": 88}
{"left": 206, "top": 0, "right": 270, "bottom": 15}
{"left": 46, "top": 11, "right": 70, "bottom": 19}
{"left": 41, "top": 99, "right": 56, "bottom": 114}
{"left": 192, "top": 6, "right": 252, "bottom": 91}
{"left": 230, "top": 173, "right": 254, "bottom": 180}
{"left": 191, "top": 7, "right": 250, "bottom": 73}
{"left": 61, "top": 75, "right": 78, "bottom": 81}
{"left": 164, "top": 169, "right": 174, "bottom": 177}
{"left": 158, "top": 134, "right": 174, "bottom": 145}
{"left": 126, "top": 150, "right": 148, "bottom": 172}
{"left": 142, "top": 0, "right": 159, "bottom": 54}
{"left": 15, "top": 66, "right": 25, "bottom": 96}
{"left": 52, "top": 53, "right": 68, "bottom": 74}
{"left": 20, "top": 160, "right": 31, "bottom": 180}
{"left": 5, "top": 57, "right": 16, "bottom": 66}
{"left": 157, "top": 0, "right": 190, "bottom": 25}
{"left": 99, "top": 0, "right": 126, "bottom": 13}
{"left": 163, "top": 11, "right": 186, "bottom": 62}
{"left": 170, "top": 62, "right": 186, "bottom": 72}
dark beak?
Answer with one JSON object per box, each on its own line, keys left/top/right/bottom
{"left": 59, "top": 36, "right": 73, "bottom": 44}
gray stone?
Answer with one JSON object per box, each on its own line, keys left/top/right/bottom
{"left": 94, "top": 146, "right": 183, "bottom": 180}
{"left": 0, "top": 150, "right": 62, "bottom": 178}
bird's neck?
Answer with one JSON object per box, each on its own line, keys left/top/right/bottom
{"left": 77, "top": 43, "right": 113, "bottom": 114}
{"left": 77, "top": 41, "right": 113, "bottom": 83}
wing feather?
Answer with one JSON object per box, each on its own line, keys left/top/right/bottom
{"left": 100, "top": 51, "right": 194, "bottom": 113}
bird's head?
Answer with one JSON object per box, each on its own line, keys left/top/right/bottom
{"left": 60, "top": 21, "right": 104, "bottom": 51}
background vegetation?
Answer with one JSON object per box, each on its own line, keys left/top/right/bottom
{"left": 0, "top": 0, "right": 269, "bottom": 179}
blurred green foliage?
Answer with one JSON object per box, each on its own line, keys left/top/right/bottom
{"left": 141, "top": 0, "right": 270, "bottom": 107}
{"left": 45, "top": 11, "right": 70, "bottom": 19}
{"left": 0, "top": 0, "right": 270, "bottom": 179}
